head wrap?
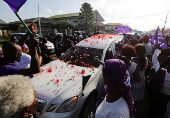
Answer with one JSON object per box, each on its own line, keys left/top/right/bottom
{"left": 142, "top": 35, "right": 149, "bottom": 40}
{"left": 102, "top": 59, "right": 135, "bottom": 116}
{"left": 79, "top": 35, "right": 83, "bottom": 39}
{"left": 69, "top": 35, "right": 74, "bottom": 40}
{"left": 135, "top": 35, "right": 140, "bottom": 40}
{"left": 55, "top": 35, "right": 62, "bottom": 39}
{"left": 22, "top": 44, "right": 26, "bottom": 49}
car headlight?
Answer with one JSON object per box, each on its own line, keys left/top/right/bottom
{"left": 55, "top": 96, "right": 78, "bottom": 113}
{"left": 46, "top": 104, "right": 59, "bottom": 112}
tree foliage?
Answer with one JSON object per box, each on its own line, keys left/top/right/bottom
{"left": 54, "top": 20, "right": 75, "bottom": 29}
{"left": 78, "top": 2, "right": 94, "bottom": 33}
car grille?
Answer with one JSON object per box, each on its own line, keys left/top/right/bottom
{"left": 36, "top": 97, "right": 47, "bottom": 112}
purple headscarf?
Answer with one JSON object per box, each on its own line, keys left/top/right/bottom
{"left": 135, "top": 35, "right": 140, "bottom": 40}
{"left": 102, "top": 59, "right": 135, "bottom": 116}
{"left": 22, "top": 44, "right": 26, "bottom": 49}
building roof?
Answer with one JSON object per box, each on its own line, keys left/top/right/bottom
{"left": 104, "top": 23, "right": 123, "bottom": 26}
{"left": 48, "top": 10, "right": 105, "bottom": 22}
{"left": 9, "top": 17, "right": 56, "bottom": 24}
{"left": 93, "top": 10, "right": 104, "bottom": 22}
{"left": 49, "top": 12, "right": 79, "bottom": 19}
{"left": 0, "top": 19, "right": 7, "bottom": 24}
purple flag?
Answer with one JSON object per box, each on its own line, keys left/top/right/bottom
{"left": 4, "top": 0, "right": 27, "bottom": 12}
{"left": 151, "top": 26, "right": 167, "bottom": 49}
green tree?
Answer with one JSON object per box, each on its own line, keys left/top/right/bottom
{"left": 79, "top": 2, "right": 94, "bottom": 33}
{"left": 54, "top": 20, "right": 74, "bottom": 29}
{"left": 73, "top": 20, "right": 79, "bottom": 26}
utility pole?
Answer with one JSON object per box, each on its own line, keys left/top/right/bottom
{"left": 96, "top": 11, "right": 97, "bottom": 33}
{"left": 38, "top": 4, "right": 42, "bottom": 35}
{"left": 164, "top": 14, "right": 168, "bottom": 29}
{"left": 160, "top": 14, "right": 168, "bottom": 34}
{"left": 86, "top": 13, "right": 87, "bottom": 33}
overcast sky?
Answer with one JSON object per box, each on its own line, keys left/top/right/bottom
{"left": 1, "top": 0, "right": 170, "bottom": 31}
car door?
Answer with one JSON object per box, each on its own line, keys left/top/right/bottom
{"left": 97, "top": 47, "right": 114, "bottom": 96}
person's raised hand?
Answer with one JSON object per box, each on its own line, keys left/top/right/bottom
{"left": 29, "top": 35, "right": 39, "bottom": 47}
{"left": 94, "top": 56, "right": 100, "bottom": 62}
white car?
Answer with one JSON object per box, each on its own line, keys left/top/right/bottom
{"left": 31, "top": 34, "right": 124, "bottom": 118}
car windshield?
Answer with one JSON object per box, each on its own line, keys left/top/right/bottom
{"left": 59, "top": 46, "right": 103, "bottom": 68}
{"left": 12, "top": 34, "right": 23, "bottom": 40}
{"left": 12, "top": 34, "right": 42, "bottom": 41}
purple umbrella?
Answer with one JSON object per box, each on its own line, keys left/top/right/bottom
{"left": 115, "top": 25, "right": 132, "bottom": 33}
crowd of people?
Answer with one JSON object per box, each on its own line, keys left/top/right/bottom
{"left": 92, "top": 33, "right": 170, "bottom": 118}
{"left": 1, "top": 24, "right": 170, "bottom": 118}
{"left": 47, "top": 31, "right": 94, "bottom": 57}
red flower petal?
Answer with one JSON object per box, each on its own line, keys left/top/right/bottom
{"left": 47, "top": 67, "right": 53, "bottom": 72}
{"left": 41, "top": 69, "right": 45, "bottom": 72}
{"left": 81, "top": 69, "right": 85, "bottom": 75}
{"left": 56, "top": 79, "right": 60, "bottom": 83}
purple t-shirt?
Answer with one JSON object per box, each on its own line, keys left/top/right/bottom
{"left": 0, "top": 57, "right": 21, "bottom": 76}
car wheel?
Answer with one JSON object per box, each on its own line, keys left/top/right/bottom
{"left": 79, "top": 94, "right": 97, "bottom": 118}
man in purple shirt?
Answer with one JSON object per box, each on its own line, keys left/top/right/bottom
{"left": 0, "top": 35, "right": 40, "bottom": 76}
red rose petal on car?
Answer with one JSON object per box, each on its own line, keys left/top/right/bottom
{"left": 47, "top": 67, "right": 53, "bottom": 72}
{"left": 41, "top": 69, "right": 45, "bottom": 72}
{"left": 56, "top": 79, "right": 60, "bottom": 83}
{"left": 81, "top": 69, "right": 85, "bottom": 75}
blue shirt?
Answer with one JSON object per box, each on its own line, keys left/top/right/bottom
{"left": 0, "top": 57, "right": 21, "bottom": 76}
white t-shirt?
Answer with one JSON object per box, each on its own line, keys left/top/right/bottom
{"left": 18, "top": 52, "right": 31, "bottom": 68}
{"left": 152, "top": 49, "right": 170, "bottom": 95}
{"left": 55, "top": 40, "right": 59, "bottom": 49}
{"left": 143, "top": 42, "right": 152, "bottom": 55}
{"left": 128, "top": 62, "right": 137, "bottom": 81}
{"left": 161, "top": 71, "right": 170, "bottom": 95}
{"left": 95, "top": 97, "right": 130, "bottom": 118}
{"left": 125, "top": 70, "right": 130, "bottom": 85}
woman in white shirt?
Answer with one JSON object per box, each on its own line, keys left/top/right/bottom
{"left": 131, "top": 44, "right": 148, "bottom": 102}
{"left": 18, "top": 44, "right": 31, "bottom": 68}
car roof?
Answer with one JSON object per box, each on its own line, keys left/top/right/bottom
{"left": 11, "top": 33, "right": 42, "bottom": 37}
{"left": 76, "top": 34, "right": 123, "bottom": 49}
{"left": 11, "top": 33, "right": 26, "bottom": 35}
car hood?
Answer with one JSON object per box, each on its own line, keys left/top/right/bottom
{"left": 31, "top": 59, "right": 99, "bottom": 103}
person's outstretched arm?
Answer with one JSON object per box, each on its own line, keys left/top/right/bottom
{"left": 17, "top": 32, "right": 29, "bottom": 47}
{"left": 94, "top": 56, "right": 104, "bottom": 65}
{"left": 18, "top": 35, "right": 40, "bottom": 76}
{"left": 17, "top": 24, "right": 34, "bottom": 47}
{"left": 152, "top": 43, "right": 161, "bottom": 73}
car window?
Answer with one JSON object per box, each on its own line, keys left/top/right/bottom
{"left": 104, "top": 47, "right": 113, "bottom": 62}
{"left": 49, "top": 33, "right": 56, "bottom": 40}
{"left": 12, "top": 34, "right": 23, "bottom": 41}
{"left": 59, "top": 46, "right": 103, "bottom": 68}
{"left": 11, "top": 34, "right": 31, "bottom": 41}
